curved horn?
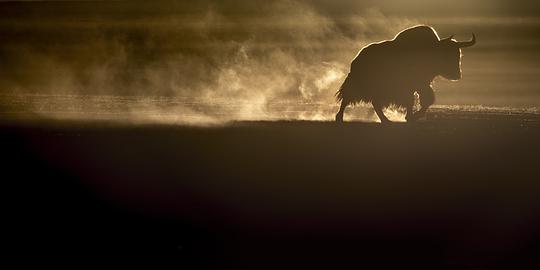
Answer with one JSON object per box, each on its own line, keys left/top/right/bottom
{"left": 458, "top": 33, "right": 476, "bottom": 48}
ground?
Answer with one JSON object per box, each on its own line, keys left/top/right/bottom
{"left": 3, "top": 110, "right": 540, "bottom": 269}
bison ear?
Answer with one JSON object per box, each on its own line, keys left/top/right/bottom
{"left": 440, "top": 35, "right": 454, "bottom": 42}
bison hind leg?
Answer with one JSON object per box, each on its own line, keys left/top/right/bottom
{"left": 335, "top": 99, "right": 349, "bottom": 122}
{"left": 372, "top": 101, "right": 391, "bottom": 123}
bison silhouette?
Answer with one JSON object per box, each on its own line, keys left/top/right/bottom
{"left": 335, "top": 25, "right": 476, "bottom": 123}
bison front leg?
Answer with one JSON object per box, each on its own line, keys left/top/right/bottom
{"left": 412, "top": 86, "right": 435, "bottom": 121}
{"left": 405, "top": 94, "right": 416, "bottom": 123}
{"left": 372, "top": 101, "right": 391, "bottom": 123}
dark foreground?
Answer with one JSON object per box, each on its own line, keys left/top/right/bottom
{"left": 3, "top": 115, "right": 540, "bottom": 269}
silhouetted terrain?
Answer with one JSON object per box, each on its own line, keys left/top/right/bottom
{"left": 3, "top": 113, "right": 540, "bottom": 269}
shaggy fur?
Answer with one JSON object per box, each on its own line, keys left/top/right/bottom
{"left": 336, "top": 25, "right": 475, "bottom": 123}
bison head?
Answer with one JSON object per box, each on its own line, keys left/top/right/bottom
{"left": 437, "top": 34, "right": 476, "bottom": 80}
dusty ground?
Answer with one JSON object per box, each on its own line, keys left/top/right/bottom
{"left": 3, "top": 112, "right": 540, "bottom": 269}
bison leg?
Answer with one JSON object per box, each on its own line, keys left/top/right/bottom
{"left": 372, "top": 101, "right": 391, "bottom": 123}
{"left": 405, "top": 94, "right": 416, "bottom": 123}
{"left": 414, "top": 86, "right": 435, "bottom": 120}
{"left": 335, "top": 100, "right": 349, "bottom": 122}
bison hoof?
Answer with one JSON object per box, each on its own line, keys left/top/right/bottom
{"left": 409, "top": 112, "right": 426, "bottom": 122}
{"left": 406, "top": 115, "right": 417, "bottom": 123}
{"left": 335, "top": 115, "right": 344, "bottom": 123}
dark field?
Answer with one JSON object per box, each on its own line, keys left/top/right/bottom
{"left": 3, "top": 113, "right": 540, "bottom": 269}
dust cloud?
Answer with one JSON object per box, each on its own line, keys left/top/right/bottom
{"left": 0, "top": 0, "right": 418, "bottom": 124}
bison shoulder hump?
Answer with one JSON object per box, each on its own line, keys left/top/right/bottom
{"left": 394, "top": 25, "right": 439, "bottom": 45}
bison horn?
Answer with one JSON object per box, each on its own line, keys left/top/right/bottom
{"left": 458, "top": 33, "right": 476, "bottom": 48}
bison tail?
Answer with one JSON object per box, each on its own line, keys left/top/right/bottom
{"left": 335, "top": 74, "right": 351, "bottom": 102}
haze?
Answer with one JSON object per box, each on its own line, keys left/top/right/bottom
{"left": 1, "top": 0, "right": 539, "bottom": 122}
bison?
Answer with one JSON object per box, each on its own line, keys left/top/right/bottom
{"left": 335, "top": 25, "right": 476, "bottom": 123}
